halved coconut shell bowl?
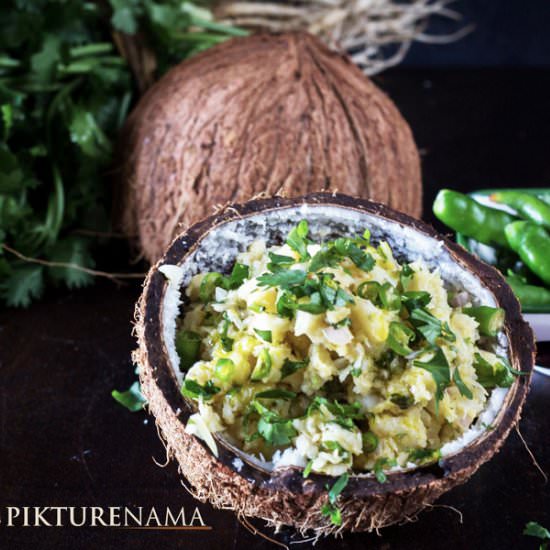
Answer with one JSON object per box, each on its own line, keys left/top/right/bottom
{"left": 134, "top": 193, "right": 534, "bottom": 535}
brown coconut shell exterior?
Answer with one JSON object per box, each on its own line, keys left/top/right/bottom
{"left": 118, "top": 32, "right": 422, "bottom": 263}
{"left": 135, "top": 193, "right": 534, "bottom": 536}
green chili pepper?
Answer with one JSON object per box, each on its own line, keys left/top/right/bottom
{"left": 505, "top": 221, "right": 550, "bottom": 285}
{"left": 175, "top": 330, "right": 201, "bottom": 370}
{"left": 251, "top": 348, "right": 272, "bottom": 381}
{"left": 472, "top": 187, "right": 550, "bottom": 205}
{"left": 386, "top": 321, "right": 415, "bottom": 356}
{"left": 462, "top": 306, "right": 505, "bottom": 337}
{"left": 491, "top": 191, "right": 550, "bottom": 229}
{"left": 362, "top": 431, "right": 379, "bottom": 453}
{"left": 433, "top": 189, "right": 516, "bottom": 248}
{"left": 199, "top": 272, "right": 224, "bottom": 302}
{"left": 506, "top": 273, "right": 550, "bottom": 312}
{"left": 215, "top": 358, "right": 235, "bottom": 382}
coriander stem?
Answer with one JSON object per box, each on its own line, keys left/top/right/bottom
{"left": 1, "top": 244, "right": 146, "bottom": 282}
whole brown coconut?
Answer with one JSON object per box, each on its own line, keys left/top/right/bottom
{"left": 134, "top": 193, "right": 534, "bottom": 536}
{"left": 118, "top": 32, "right": 422, "bottom": 263}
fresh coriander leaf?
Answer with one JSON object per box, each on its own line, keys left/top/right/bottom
{"left": 256, "top": 417, "right": 296, "bottom": 445}
{"left": 257, "top": 269, "right": 307, "bottom": 290}
{"left": 112, "top": 381, "right": 146, "bottom": 412}
{"left": 251, "top": 348, "right": 272, "bottom": 381}
{"left": 373, "top": 457, "right": 397, "bottom": 483}
{"left": 182, "top": 379, "right": 220, "bottom": 401}
{"left": 267, "top": 252, "right": 295, "bottom": 271}
{"left": 413, "top": 348, "right": 451, "bottom": 413}
{"left": 1, "top": 265, "right": 44, "bottom": 308}
{"left": 220, "top": 313, "right": 234, "bottom": 351}
{"left": 334, "top": 238, "right": 375, "bottom": 272}
{"left": 281, "top": 359, "right": 307, "bottom": 378}
{"left": 387, "top": 321, "right": 415, "bottom": 356}
{"left": 254, "top": 328, "right": 272, "bottom": 342}
{"left": 400, "top": 263, "right": 414, "bottom": 290}
{"left": 277, "top": 290, "right": 298, "bottom": 318}
{"left": 286, "top": 220, "right": 310, "bottom": 260}
{"left": 410, "top": 308, "right": 455, "bottom": 345}
{"left": 524, "top": 521, "right": 550, "bottom": 540}
{"left": 308, "top": 244, "right": 340, "bottom": 272}
{"left": 408, "top": 448, "right": 441, "bottom": 463}
{"left": 256, "top": 389, "right": 297, "bottom": 399}
{"left": 322, "top": 441, "right": 347, "bottom": 455}
{"left": 321, "top": 504, "right": 342, "bottom": 526}
{"left": 307, "top": 397, "right": 364, "bottom": 429}
{"left": 297, "top": 291, "right": 326, "bottom": 314}
{"left": 453, "top": 367, "right": 473, "bottom": 399}
{"left": 176, "top": 329, "right": 201, "bottom": 370}
{"left": 328, "top": 473, "right": 349, "bottom": 504}
{"left": 402, "top": 291, "right": 431, "bottom": 311}
{"left": 224, "top": 262, "right": 249, "bottom": 289}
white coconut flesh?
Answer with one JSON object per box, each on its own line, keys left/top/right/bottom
{"left": 157, "top": 204, "right": 510, "bottom": 474}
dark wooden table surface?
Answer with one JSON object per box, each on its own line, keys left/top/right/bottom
{"left": 1, "top": 69, "right": 549, "bottom": 549}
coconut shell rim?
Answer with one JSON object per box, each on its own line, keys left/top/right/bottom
{"left": 137, "top": 192, "right": 534, "bottom": 502}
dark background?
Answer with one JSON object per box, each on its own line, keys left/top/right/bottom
{"left": 1, "top": 3, "right": 550, "bottom": 550}
{"left": 404, "top": 0, "right": 550, "bottom": 67}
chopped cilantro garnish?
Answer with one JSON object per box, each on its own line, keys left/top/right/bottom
{"left": 333, "top": 238, "right": 375, "bottom": 271}
{"left": 524, "top": 521, "right": 550, "bottom": 542}
{"left": 410, "top": 308, "right": 455, "bottom": 345}
{"left": 307, "top": 397, "right": 364, "bottom": 429}
{"left": 373, "top": 457, "right": 397, "bottom": 483}
{"left": 199, "top": 263, "right": 249, "bottom": 302}
{"left": 250, "top": 400, "right": 297, "bottom": 446}
{"left": 255, "top": 389, "right": 296, "bottom": 399}
{"left": 402, "top": 290, "right": 431, "bottom": 310}
{"left": 413, "top": 348, "right": 451, "bottom": 414}
{"left": 257, "top": 269, "right": 307, "bottom": 289}
{"left": 321, "top": 473, "right": 349, "bottom": 526}
{"left": 182, "top": 379, "right": 220, "bottom": 401}
{"left": 111, "top": 381, "right": 146, "bottom": 412}
{"left": 286, "top": 220, "right": 310, "bottom": 261}
{"left": 408, "top": 448, "right": 441, "bottom": 464}
{"left": 220, "top": 313, "right": 234, "bottom": 351}
{"left": 322, "top": 441, "right": 348, "bottom": 455}
{"left": 267, "top": 252, "right": 295, "bottom": 271}
{"left": 281, "top": 358, "right": 308, "bottom": 378}
{"left": 400, "top": 263, "right": 415, "bottom": 289}
{"left": 254, "top": 328, "right": 272, "bottom": 342}
{"left": 452, "top": 366, "right": 473, "bottom": 399}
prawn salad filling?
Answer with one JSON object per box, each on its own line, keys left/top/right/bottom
{"left": 175, "top": 221, "right": 518, "bottom": 479}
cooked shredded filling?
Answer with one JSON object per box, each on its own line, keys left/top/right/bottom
{"left": 177, "top": 221, "right": 516, "bottom": 477}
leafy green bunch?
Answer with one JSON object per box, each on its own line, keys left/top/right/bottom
{"left": 0, "top": 0, "right": 245, "bottom": 307}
